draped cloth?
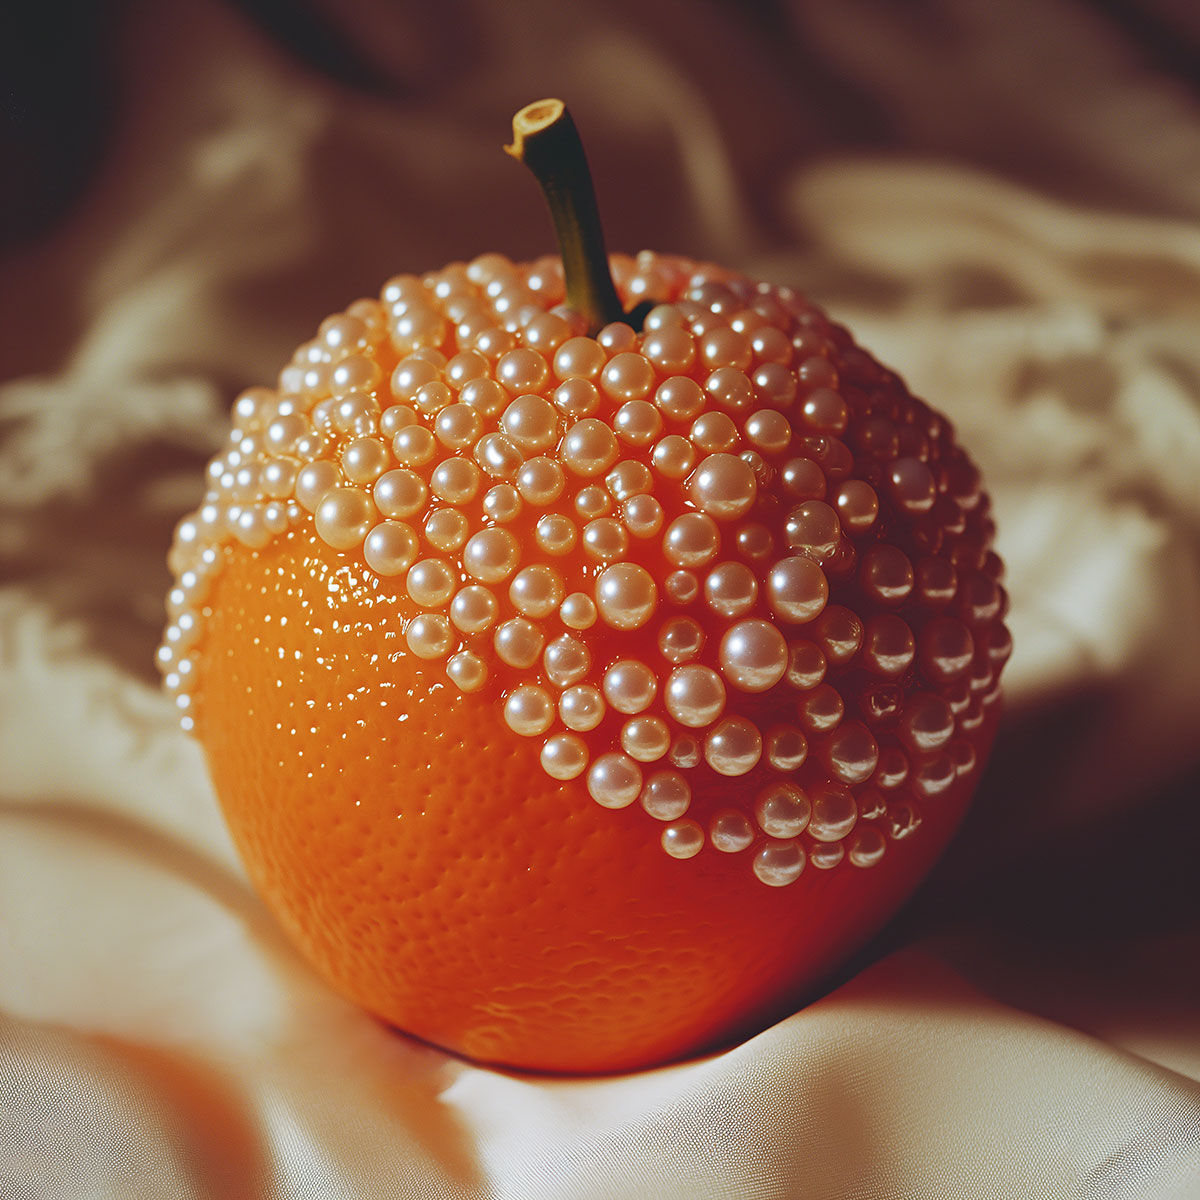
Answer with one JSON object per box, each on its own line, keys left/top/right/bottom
{"left": 3, "top": 1, "right": 1199, "bottom": 1195}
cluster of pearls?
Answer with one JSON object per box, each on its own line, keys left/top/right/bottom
{"left": 160, "top": 250, "right": 1009, "bottom": 889}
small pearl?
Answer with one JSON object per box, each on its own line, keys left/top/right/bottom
{"left": 562, "top": 419, "right": 619, "bottom": 476}
{"left": 621, "top": 716, "right": 672, "bottom": 762}
{"left": 663, "top": 512, "right": 720, "bottom": 568}
{"left": 755, "top": 782, "right": 811, "bottom": 837}
{"left": 704, "top": 562, "right": 757, "bottom": 618}
{"left": 704, "top": 717, "right": 763, "bottom": 776}
{"left": 543, "top": 634, "right": 591, "bottom": 688}
{"left": 657, "top": 616, "right": 704, "bottom": 664}
{"left": 314, "top": 487, "right": 375, "bottom": 550}
{"left": 295, "top": 461, "right": 340, "bottom": 512}
{"left": 613, "top": 400, "right": 663, "bottom": 446}
{"left": 559, "top": 685, "right": 606, "bottom": 732}
{"left": 807, "top": 780, "right": 858, "bottom": 841}
{"left": 515, "top": 456, "right": 565, "bottom": 506}
{"left": 665, "top": 571, "right": 699, "bottom": 605}
{"left": 509, "top": 565, "right": 564, "bottom": 618}
{"left": 374, "top": 469, "right": 428, "bottom": 519}
{"left": 651, "top": 435, "right": 696, "bottom": 480}
{"left": 541, "top": 733, "right": 588, "bottom": 781}
{"left": 483, "top": 483, "right": 522, "bottom": 524}
{"left": 405, "top": 614, "right": 452, "bottom": 660}
{"left": 474, "top": 432, "right": 523, "bottom": 479}
{"left": 848, "top": 827, "right": 887, "bottom": 869}
{"left": 654, "top": 376, "right": 704, "bottom": 421}
{"left": 559, "top": 592, "right": 597, "bottom": 630}
{"left": 640, "top": 771, "right": 692, "bottom": 820}
{"left": 450, "top": 585, "right": 499, "bottom": 633}
{"left": 363, "top": 521, "right": 419, "bottom": 575}
{"left": 587, "top": 753, "right": 643, "bottom": 809}
{"left": 494, "top": 618, "right": 544, "bottom": 669}
{"left": 709, "top": 810, "right": 754, "bottom": 853}
{"left": 622, "top": 494, "right": 665, "bottom": 539}
{"left": 690, "top": 411, "right": 739, "bottom": 453}
{"left": 504, "top": 684, "right": 556, "bottom": 737}
{"left": 392, "top": 424, "right": 437, "bottom": 468}
{"left": 463, "top": 528, "right": 520, "bottom": 583}
{"left": 606, "top": 460, "right": 654, "bottom": 502}
{"left": 719, "top": 620, "right": 789, "bottom": 692}
{"left": 581, "top": 517, "right": 628, "bottom": 561}
{"left": 430, "top": 457, "right": 482, "bottom": 505}
{"left": 661, "top": 820, "right": 705, "bottom": 860}
{"left": 447, "top": 651, "right": 487, "bottom": 693}
{"left": 602, "top": 661, "right": 658, "bottom": 714}
{"left": 766, "top": 726, "right": 809, "bottom": 772}
{"left": 664, "top": 665, "right": 726, "bottom": 728}
{"left": 434, "top": 403, "right": 483, "bottom": 450}
{"left": 500, "top": 395, "right": 559, "bottom": 452}
{"left": 767, "top": 556, "right": 829, "bottom": 624}
{"left": 595, "top": 563, "right": 658, "bottom": 630}
{"left": 424, "top": 507, "right": 469, "bottom": 552}
{"left": 753, "top": 841, "right": 805, "bottom": 887}
{"left": 553, "top": 336, "right": 605, "bottom": 380}
{"left": 600, "top": 352, "right": 655, "bottom": 402}
{"left": 535, "top": 514, "right": 576, "bottom": 556}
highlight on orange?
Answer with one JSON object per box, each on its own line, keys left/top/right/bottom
{"left": 158, "top": 100, "right": 1009, "bottom": 1074}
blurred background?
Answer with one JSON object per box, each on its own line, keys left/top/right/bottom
{"left": 2, "top": 2, "right": 1199, "bottom": 1192}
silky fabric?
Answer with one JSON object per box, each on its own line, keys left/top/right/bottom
{"left": 2, "top": 1, "right": 1199, "bottom": 1196}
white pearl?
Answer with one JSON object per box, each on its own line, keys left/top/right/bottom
{"left": 594, "top": 563, "right": 658, "bottom": 630}
{"left": 620, "top": 716, "right": 671, "bottom": 762}
{"left": 639, "top": 771, "right": 691, "bottom": 820}
{"left": 753, "top": 841, "right": 806, "bottom": 887}
{"left": 664, "top": 665, "right": 726, "bottom": 728}
{"left": 494, "top": 619, "right": 544, "bottom": 668}
{"left": 446, "top": 651, "right": 487, "bottom": 692}
{"left": 463, "top": 528, "right": 520, "bottom": 583}
{"left": 661, "top": 820, "right": 704, "bottom": 860}
{"left": 450, "top": 585, "right": 498, "bottom": 633}
{"left": 559, "top": 685, "right": 605, "bottom": 732}
{"left": 587, "top": 753, "right": 643, "bottom": 809}
{"left": 709, "top": 810, "right": 755, "bottom": 853}
{"left": 703, "top": 717, "right": 763, "bottom": 776}
{"left": 540, "top": 733, "right": 588, "bottom": 781}
{"left": 543, "top": 635, "right": 591, "bottom": 688}
{"left": 504, "top": 685, "right": 555, "bottom": 736}
{"left": 602, "top": 661, "right": 657, "bottom": 714}
{"left": 718, "top": 620, "right": 789, "bottom": 693}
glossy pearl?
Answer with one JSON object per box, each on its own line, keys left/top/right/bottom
{"left": 718, "top": 619, "right": 789, "bottom": 692}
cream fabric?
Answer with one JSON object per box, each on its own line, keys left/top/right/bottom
{"left": 3, "top": 1, "right": 1200, "bottom": 1196}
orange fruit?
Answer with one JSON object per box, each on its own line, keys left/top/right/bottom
{"left": 158, "top": 102, "right": 1008, "bottom": 1074}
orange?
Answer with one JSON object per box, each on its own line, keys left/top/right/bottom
{"left": 158, "top": 104, "right": 1008, "bottom": 1074}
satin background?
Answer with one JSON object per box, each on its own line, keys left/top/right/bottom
{"left": 3, "top": 1, "right": 1200, "bottom": 1196}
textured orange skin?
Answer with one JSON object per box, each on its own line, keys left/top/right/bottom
{"left": 199, "top": 532, "right": 996, "bottom": 1075}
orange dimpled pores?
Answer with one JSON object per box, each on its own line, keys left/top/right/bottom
{"left": 159, "top": 100, "right": 1009, "bottom": 1073}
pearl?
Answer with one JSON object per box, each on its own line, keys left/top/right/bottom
{"left": 393, "top": 424, "right": 437, "bottom": 468}
{"left": 663, "top": 512, "right": 720, "bottom": 568}
{"left": 753, "top": 841, "right": 805, "bottom": 887}
{"left": 651, "top": 435, "right": 697, "bottom": 480}
{"left": 588, "top": 753, "right": 643, "bottom": 809}
{"left": 640, "top": 771, "right": 691, "bottom": 820}
{"left": 380, "top": 404, "right": 419, "bottom": 437}
{"left": 405, "top": 558, "right": 456, "bottom": 608}
{"left": 535, "top": 514, "right": 576, "bottom": 555}
{"left": 767, "top": 556, "right": 829, "bottom": 624}
{"left": 704, "top": 366, "right": 754, "bottom": 411}
{"left": 807, "top": 781, "right": 858, "bottom": 842}
{"left": 445, "top": 349, "right": 489, "bottom": 387}
{"left": 543, "top": 634, "right": 591, "bottom": 688}
{"left": 658, "top": 616, "right": 705, "bottom": 664}
{"left": 463, "top": 528, "right": 519, "bottom": 583}
{"left": 643, "top": 325, "right": 695, "bottom": 373}
{"left": 918, "top": 616, "right": 975, "bottom": 682}
{"left": 595, "top": 563, "right": 658, "bottom": 630}
{"left": 509, "top": 565, "right": 564, "bottom": 618}
{"left": 460, "top": 377, "right": 507, "bottom": 419}
{"left": 786, "top": 641, "right": 826, "bottom": 690}
{"left": 661, "top": 820, "right": 705, "bottom": 860}
{"left": 708, "top": 809, "right": 754, "bottom": 854}
{"left": 690, "top": 411, "right": 739, "bottom": 453}
{"left": 601, "top": 352, "right": 655, "bottom": 402}
{"left": 765, "top": 726, "right": 808, "bottom": 772}
{"left": 474, "top": 432, "right": 523, "bottom": 479}
{"left": 654, "top": 376, "right": 704, "bottom": 421}
{"left": 424, "top": 508, "right": 469, "bottom": 552}
{"left": 809, "top": 843, "right": 845, "bottom": 870}
{"left": 900, "top": 692, "right": 956, "bottom": 753}
{"left": 504, "top": 684, "right": 555, "bottom": 737}
{"left": 552, "top": 378, "right": 600, "bottom": 419}
{"left": 863, "top": 614, "right": 916, "bottom": 676}
{"left": 496, "top": 348, "right": 549, "bottom": 395}
{"left": 581, "top": 517, "right": 628, "bottom": 561}
{"left": 602, "top": 661, "right": 657, "bottom": 714}
{"left": 559, "top": 592, "right": 597, "bottom": 630}
{"left": 314, "top": 487, "right": 375, "bottom": 550}
{"left": 559, "top": 685, "right": 605, "bottom": 731}
{"left": 755, "top": 782, "right": 811, "bottom": 837}
{"left": 622, "top": 494, "right": 664, "bottom": 539}
{"left": 735, "top": 522, "right": 774, "bottom": 562}
{"left": 613, "top": 400, "right": 664, "bottom": 447}
{"left": 752, "top": 362, "right": 798, "bottom": 409}
{"left": 798, "top": 683, "right": 845, "bottom": 733}
{"left": 405, "top": 614, "right": 453, "bottom": 660}
{"left": 553, "top": 336, "right": 605, "bottom": 380}
{"left": 494, "top": 618, "right": 544, "bottom": 669}
{"left": 434, "top": 403, "right": 483, "bottom": 450}
{"left": 669, "top": 734, "right": 701, "bottom": 769}
{"left": 664, "top": 665, "right": 726, "bottom": 728}
{"left": 718, "top": 620, "right": 789, "bottom": 692}
{"left": 516, "top": 457, "right": 565, "bottom": 505}
{"left": 446, "top": 651, "right": 487, "bottom": 693}
{"left": 743, "top": 408, "right": 791, "bottom": 454}
{"left": 860, "top": 544, "right": 914, "bottom": 605}
{"left": 391, "top": 356, "right": 440, "bottom": 402}
{"left": 784, "top": 500, "right": 840, "bottom": 559}
{"left": 482, "top": 483, "right": 522, "bottom": 524}
{"left": 688, "top": 453, "right": 758, "bottom": 520}
{"left": 704, "top": 717, "right": 763, "bottom": 776}
{"left": 621, "top": 716, "right": 671, "bottom": 762}
{"left": 449, "top": 585, "right": 498, "bottom": 633}
{"left": 704, "top": 562, "right": 757, "bottom": 618}
{"left": 605, "top": 460, "right": 654, "bottom": 502}
{"left": 848, "top": 827, "right": 887, "bottom": 869}
{"left": 780, "top": 457, "right": 826, "bottom": 502}
{"left": 413, "top": 381, "right": 453, "bottom": 416}
{"left": 361, "top": 521, "right": 418, "bottom": 576}
{"left": 825, "top": 721, "right": 880, "bottom": 784}
{"left": 295, "top": 461, "right": 340, "bottom": 512}
{"left": 665, "top": 570, "right": 699, "bottom": 605}
{"left": 890, "top": 457, "right": 937, "bottom": 512}
{"left": 835, "top": 480, "right": 879, "bottom": 534}
{"left": 500, "top": 395, "right": 559, "bottom": 452}
{"left": 374, "top": 469, "right": 428, "bottom": 519}
{"left": 562, "top": 419, "right": 618, "bottom": 476}
{"left": 429, "top": 457, "right": 481, "bottom": 505}
{"left": 574, "top": 485, "right": 611, "bottom": 519}
{"left": 801, "top": 387, "right": 849, "bottom": 434}
{"left": 814, "top": 605, "right": 864, "bottom": 664}
{"left": 540, "top": 733, "right": 588, "bottom": 781}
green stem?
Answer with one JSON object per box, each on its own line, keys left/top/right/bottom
{"left": 506, "top": 99, "right": 630, "bottom": 336}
